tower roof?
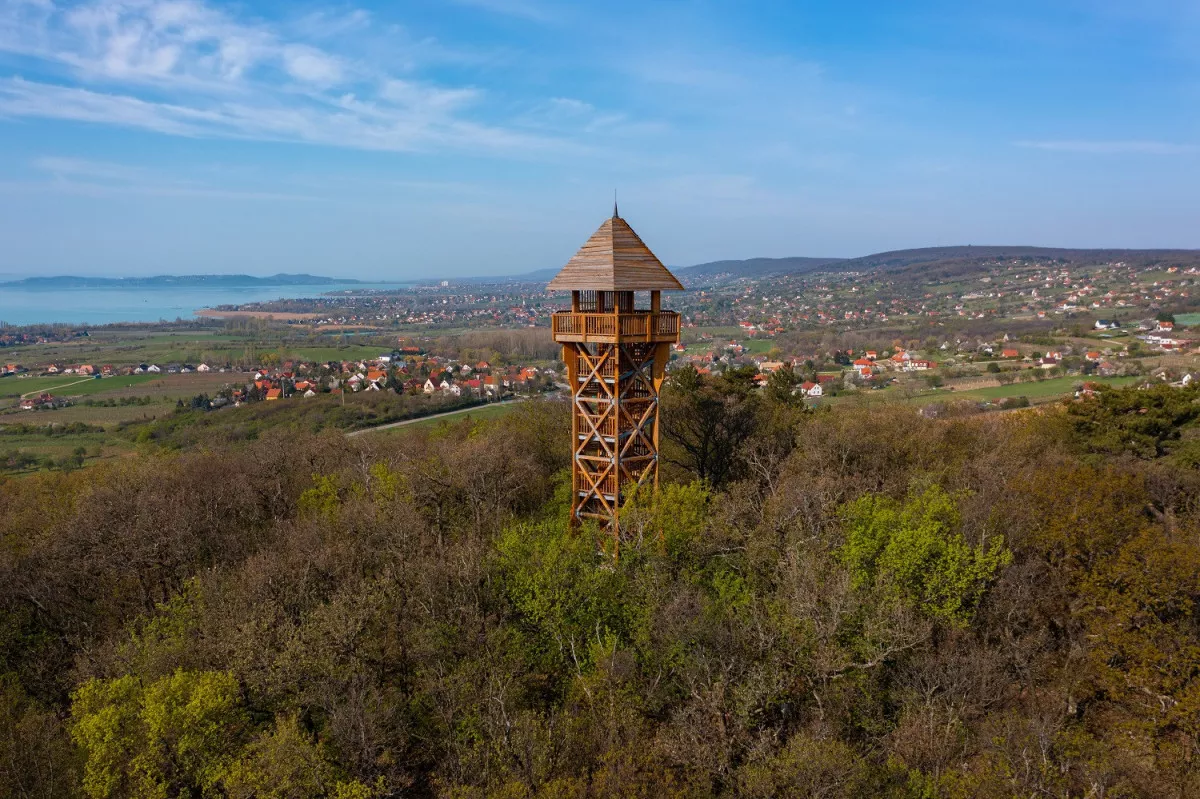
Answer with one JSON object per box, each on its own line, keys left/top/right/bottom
{"left": 547, "top": 213, "right": 684, "bottom": 292}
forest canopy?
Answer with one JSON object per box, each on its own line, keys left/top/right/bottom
{"left": 3, "top": 379, "right": 1200, "bottom": 798}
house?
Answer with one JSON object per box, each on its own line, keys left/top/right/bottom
{"left": 303, "top": 388, "right": 317, "bottom": 398}
{"left": 423, "top": 377, "right": 438, "bottom": 394}
{"left": 197, "top": 363, "right": 211, "bottom": 372}
{"left": 865, "top": 351, "right": 878, "bottom": 360}
{"left": 265, "top": 388, "right": 282, "bottom": 400}
{"left": 1001, "top": 349, "right": 1020, "bottom": 359}
{"left": 800, "top": 381, "right": 823, "bottom": 397}
{"left": 904, "top": 360, "right": 935, "bottom": 371}
{"left": 1095, "top": 319, "right": 1121, "bottom": 330}
{"left": 147, "top": 364, "right": 161, "bottom": 373}
{"left": 1157, "top": 320, "right": 1175, "bottom": 332}
{"left": 1085, "top": 351, "right": 1101, "bottom": 362}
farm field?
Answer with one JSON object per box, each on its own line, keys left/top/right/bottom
{"left": 0, "top": 373, "right": 252, "bottom": 418}
{"left": 819, "top": 374, "right": 1142, "bottom": 408}
{"left": 951, "top": 374, "right": 1139, "bottom": 402}
{"left": 0, "top": 373, "right": 161, "bottom": 401}
{"left": 0, "top": 427, "right": 137, "bottom": 472}
{"left": 3, "top": 328, "right": 390, "bottom": 369}
{"left": 15, "top": 404, "right": 170, "bottom": 426}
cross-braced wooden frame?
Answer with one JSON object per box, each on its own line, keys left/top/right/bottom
{"left": 565, "top": 338, "right": 670, "bottom": 546}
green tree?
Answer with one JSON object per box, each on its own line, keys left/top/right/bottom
{"left": 70, "top": 670, "right": 248, "bottom": 799}
{"left": 838, "top": 485, "right": 1011, "bottom": 625}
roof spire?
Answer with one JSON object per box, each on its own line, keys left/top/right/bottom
{"left": 613, "top": 190, "right": 619, "bottom": 219}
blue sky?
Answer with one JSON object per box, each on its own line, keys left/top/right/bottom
{"left": 0, "top": 0, "right": 1197, "bottom": 279}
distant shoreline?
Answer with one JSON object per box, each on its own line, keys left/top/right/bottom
{"left": 194, "top": 308, "right": 321, "bottom": 321}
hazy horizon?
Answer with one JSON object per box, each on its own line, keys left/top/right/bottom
{"left": 2, "top": 1, "right": 1198, "bottom": 280}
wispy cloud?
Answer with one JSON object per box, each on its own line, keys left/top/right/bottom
{"left": 0, "top": 0, "right": 577, "bottom": 154}
{"left": 1015, "top": 139, "right": 1199, "bottom": 154}
{"left": 15, "top": 155, "right": 319, "bottom": 201}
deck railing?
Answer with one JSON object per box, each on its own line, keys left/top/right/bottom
{"left": 552, "top": 311, "right": 680, "bottom": 340}
{"left": 575, "top": 470, "right": 618, "bottom": 498}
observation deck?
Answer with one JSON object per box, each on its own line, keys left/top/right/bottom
{"left": 551, "top": 310, "right": 681, "bottom": 344}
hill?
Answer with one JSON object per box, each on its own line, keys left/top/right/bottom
{"left": 675, "top": 246, "right": 1200, "bottom": 285}
{"left": 675, "top": 256, "right": 847, "bottom": 279}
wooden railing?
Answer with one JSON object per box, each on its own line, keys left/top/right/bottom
{"left": 552, "top": 311, "right": 680, "bottom": 340}
{"left": 577, "top": 412, "right": 618, "bottom": 438}
{"left": 575, "top": 470, "right": 618, "bottom": 498}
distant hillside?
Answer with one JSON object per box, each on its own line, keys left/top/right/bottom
{"left": 431, "top": 245, "right": 1200, "bottom": 288}
{"left": 677, "top": 256, "right": 847, "bottom": 279}
{"left": 832, "top": 246, "right": 1200, "bottom": 281}
{"left": 0, "top": 274, "right": 367, "bottom": 289}
{"left": 676, "top": 247, "right": 1200, "bottom": 285}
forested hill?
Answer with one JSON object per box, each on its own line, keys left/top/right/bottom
{"left": 4, "top": 378, "right": 1200, "bottom": 796}
{"left": 677, "top": 246, "right": 1200, "bottom": 283}
{"left": 676, "top": 255, "right": 847, "bottom": 279}
{"left": 457, "top": 246, "right": 1200, "bottom": 286}
{"left": 834, "top": 245, "right": 1200, "bottom": 279}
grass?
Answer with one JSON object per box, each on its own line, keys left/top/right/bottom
{"left": 821, "top": 374, "right": 1142, "bottom": 409}
{"left": 285, "top": 345, "right": 388, "bottom": 363}
{"left": 0, "top": 374, "right": 161, "bottom": 400}
{"left": 21, "top": 404, "right": 171, "bottom": 426}
{"left": 741, "top": 338, "right": 776, "bottom": 355}
{"left": 0, "top": 428, "right": 136, "bottom": 473}
{"left": 953, "top": 375, "right": 1138, "bottom": 402}
{"left": 1175, "top": 313, "right": 1200, "bottom": 327}
{"left": 376, "top": 401, "right": 522, "bottom": 433}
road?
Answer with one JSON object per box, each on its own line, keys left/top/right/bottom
{"left": 345, "top": 398, "right": 523, "bottom": 437}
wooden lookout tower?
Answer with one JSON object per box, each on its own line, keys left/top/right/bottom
{"left": 549, "top": 207, "right": 683, "bottom": 537}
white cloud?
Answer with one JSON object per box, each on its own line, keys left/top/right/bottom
{"left": 1015, "top": 139, "right": 1199, "bottom": 154}
{"left": 0, "top": 0, "right": 581, "bottom": 155}
{"left": 281, "top": 45, "right": 343, "bottom": 84}
{"left": 0, "top": 76, "right": 566, "bottom": 154}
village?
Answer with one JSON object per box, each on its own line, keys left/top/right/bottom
{"left": 1, "top": 347, "right": 559, "bottom": 415}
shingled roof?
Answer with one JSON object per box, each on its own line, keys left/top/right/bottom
{"left": 547, "top": 213, "right": 685, "bottom": 292}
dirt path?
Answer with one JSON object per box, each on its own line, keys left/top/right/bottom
{"left": 345, "top": 398, "right": 523, "bottom": 437}
{"left": 20, "top": 377, "right": 98, "bottom": 399}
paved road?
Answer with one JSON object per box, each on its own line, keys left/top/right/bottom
{"left": 345, "top": 398, "right": 523, "bottom": 437}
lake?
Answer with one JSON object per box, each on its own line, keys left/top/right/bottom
{"left": 0, "top": 283, "right": 400, "bottom": 326}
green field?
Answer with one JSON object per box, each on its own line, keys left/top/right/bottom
{"left": 952, "top": 375, "right": 1138, "bottom": 402}
{"left": 375, "top": 401, "right": 522, "bottom": 434}
{"left": 0, "top": 428, "right": 136, "bottom": 472}
{"left": 1175, "top": 313, "right": 1200, "bottom": 327}
{"left": 2, "top": 327, "right": 391, "bottom": 369}
{"left": 823, "top": 374, "right": 1142, "bottom": 409}
{"left": 285, "top": 345, "right": 388, "bottom": 362}
{"left": 0, "top": 374, "right": 162, "bottom": 400}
